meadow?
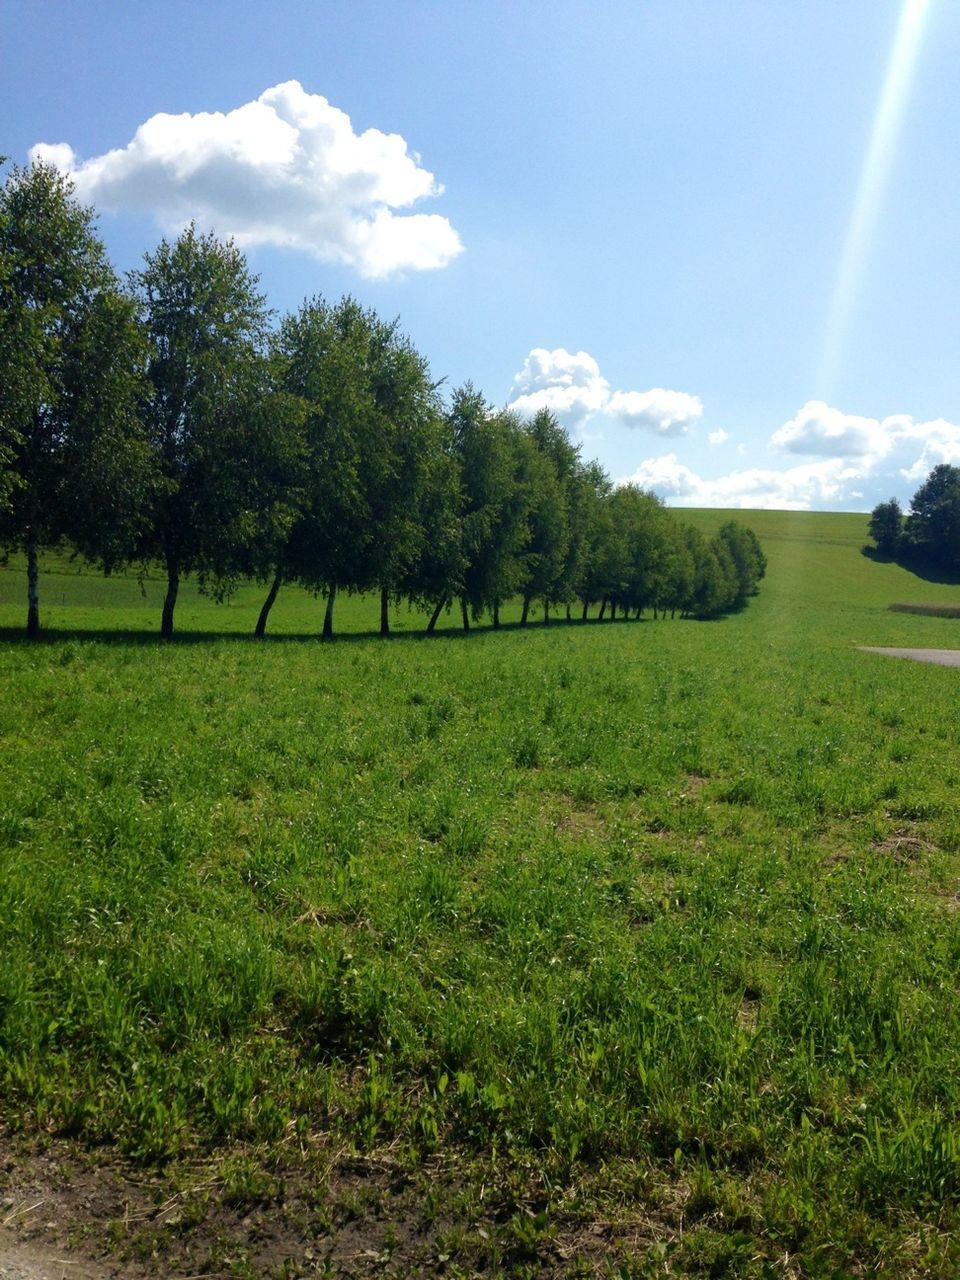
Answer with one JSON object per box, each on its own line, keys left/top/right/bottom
{"left": 1, "top": 510, "right": 960, "bottom": 1278}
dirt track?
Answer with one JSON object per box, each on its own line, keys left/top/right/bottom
{"left": 859, "top": 647, "right": 960, "bottom": 667}
{"left": 0, "top": 1241, "right": 114, "bottom": 1279}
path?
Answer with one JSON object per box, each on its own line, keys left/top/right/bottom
{"left": 859, "top": 647, "right": 960, "bottom": 667}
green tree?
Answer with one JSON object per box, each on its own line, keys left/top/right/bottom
{"left": 605, "top": 485, "right": 668, "bottom": 619}
{"left": 133, "top": 225, "right": 272, "bottom": 638}
{"left": 451, "top": 390, "right": 529, "bottom": 630}
{"left": 656, "top": 518, "right": 697, "bottom": 618}
{"left": 904, "top": 465, "right": 960, "bottom": 572}
{"left": 715, "top": 520, "right": 767, "bottom": 606}
{"left": 0, "top": 160, "right": 151, "bottom": 637}
{"left": 401, "top": 412, "right": 464, "bottom": 633}
{"left": 684, "top": 528, "right": 732, "bottom": 618}
{"left": 271, "top": 298, "right": 439, "bottom": 638}
{"left": 356, "top": 317, "right": 440, "bottom": 636}
{"left": 867, "top": 498, "right": 903, "bottom": 559}
{"left": 572, "top": 461, "right": 614, "bottom": 618}
{"left": 272, "top": 297, "right": 374, "bottom": 638}
{"left": 515, "top": 429, "right": 567, "bottom": 626}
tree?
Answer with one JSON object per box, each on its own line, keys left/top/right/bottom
{"left": 903, "top": 465, "right": 960, "bottom": 572}
{"left": 572, "top": 461, "right": 613, "bottom": 618}
{"left": 0, "top": 160, "right": 151, "bottom": 636}
{"left": 133, "top": 226, "right": 273, "bottom": 638}
{"left": 451, "top": 391, "right": 529, "bottom": 630}
{"left": 515, "top": 421, "right": 569, "bottom": 626}
{"left": 400, "top": 413, "right": 464, "bottom": 632}
{"left": 354, "top": 315, "right": 440, "bottom": 636}
{"left": 714, "top": 520, "right": 766, "bottom": 606}
{"left": 867, "top": 498, "right": 903, "bottom": 559}
{"left": 270, "top": 298, "right": 439, "bottom": 638}
{"left": 605, "top": 485, "right": 668, "bottom": 618}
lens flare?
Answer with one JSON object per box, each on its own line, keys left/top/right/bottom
{"left": 816, "top": 0, "right": 933, "bottom": 398}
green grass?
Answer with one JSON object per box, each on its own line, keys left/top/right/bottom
{"left": 2, "top": 512, "right": 960, "bottom": 1277}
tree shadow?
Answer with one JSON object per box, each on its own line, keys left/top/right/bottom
{"left": 0, "top": 611, "right": 669, "bottom": 647}
{"left": 861, "top": 545, "right": 960, "bottom": 586}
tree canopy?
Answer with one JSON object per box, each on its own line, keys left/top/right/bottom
{"left": 869, "top": 467, "right": 960, "bottom": 575}
{"left": 132, "top": 224, "right": 276, "bottom": 637}
{"left": 0, "top": 160, "right": 151, "bottom": 635}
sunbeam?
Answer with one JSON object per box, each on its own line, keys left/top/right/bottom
{"left": 816, "top": 0, "right": 934, "bottom": 399}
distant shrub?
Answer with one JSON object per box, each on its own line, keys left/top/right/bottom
{"left": 888, "top": 602, "right": 960, "bottom": 618}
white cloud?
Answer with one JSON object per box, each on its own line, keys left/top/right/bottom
{"left": 708, "top": 428, "right": 729, "bottom": 445}
{"left": 507, "top": 346, "right": 700, "bottom": 435}
{"left": 621, "top": 454, "right": 862, "bottom": 510}
{"left": 606, "top": 388, "right": 703, "bottom": 435}
{"left": 508, "top": 348, "right": 610, "bottom": 430}
{"left": 897, "top": 418, "right": 960, "bottom": 483}
{"left": 618, "top": 402, "right": 960, "bottom": 511}
{"left": 771, "top": 401, "right": 960, "bottom": 493}
{"left": 772, "top": 400, "right": 902, "bottom": 459}
{"left": 30, "top": 80, "right": 463, "bottom": 279}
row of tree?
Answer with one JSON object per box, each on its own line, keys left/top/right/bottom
{"left": 0, "top": 161, "right": 766, "bottom": 638}
{"left": 868, "top": 465, "right": 960, "bottom": 574}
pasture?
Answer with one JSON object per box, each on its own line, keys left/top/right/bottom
{"left": 1, "top": 510, "right": 960, "bottom": 1278}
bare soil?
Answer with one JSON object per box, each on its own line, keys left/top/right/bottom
{"left": 0, "top": 1134, "right": 672, "bottom": 1278}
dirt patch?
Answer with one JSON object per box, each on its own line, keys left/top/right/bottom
{"left": 872, "top": 827, "right": 936, "bottom": 864}
{"left": 0, "top": 1135, "right": 685, "bottom": 1279}
{"left": 548, "top": 794, "right": 606, "bottom": 842}
{"left": 859, "top": 647, "right": 960, "bottom": 667}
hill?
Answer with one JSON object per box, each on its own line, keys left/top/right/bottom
{"left": 1, "top": 510, "right": 959, "bottom": 1278}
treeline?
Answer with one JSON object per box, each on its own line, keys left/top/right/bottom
{"left": 0, "top": 161, "right": 765, "bottom": 638}
{"left": 868, "top": 465, "right": 960, "bottom": 576}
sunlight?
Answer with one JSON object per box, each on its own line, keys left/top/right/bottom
{"left": 816, "top": 0, "right": 934, "bottom": 399}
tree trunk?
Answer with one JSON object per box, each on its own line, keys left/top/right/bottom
{"left": 581, "top": 599, "right": 589, "bottom": 621}
{"left": 598, "top": 597, "right": 607, "bottom": 621}
{"left": 161, "top": 559, "right": 179, "bottom": 639}
{"left": 426, "top": 596, "right": 446, "bottom": 634}
{"left": 610, "top": 600, "right": 616, "bottom": 621}
{"left": 26, "top": 534, "right": 39, "bottom": 639}
{"left": 460, "top": 595, "right": 470, "bottom": 632}
{"left": 254, "top": 567, "right": 283, "bottom": 638}
{"left": 323, "top": 584, "right": 336, "bottom": 638}
{"left": 380, "top": 585, "right": 390, "bottom": 636}
{"left": 520, "top": 596, "right": 530, "bottom": 627}
{"left": 493, "top": 599, "right": 501, "bottom": 629}
{"left": 566, "top": 602, "right": 572, "bottom": 621}
{"left": 543, "top": 597, "right": 550, "bottom": 626}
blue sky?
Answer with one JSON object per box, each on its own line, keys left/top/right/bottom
{"left": 4, "top": 0, "right": 959, "bottom": 510}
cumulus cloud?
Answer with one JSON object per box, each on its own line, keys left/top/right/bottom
{"left": 772, "top": 400, "right": 903, "bottom": 459}
{"left": 30, "top": 80, "right": 463, "bottom": 279}
{"left": 619, "top": 401, "right": 960, "bottom": 511}
{"left": 708, "top": 428, "right": 729, "bottom": 445}
{"left": 771, "top": 400, "right": 960, "bottom": 488}
{"left": 507, "top": 346, "right": 700, "bottom": 434}
{"left": 508, "top": 348, "right": 610, "bottom": 429}
{"left": 606, "top": 388, "right": 703, "bottom": 434}
{"left": 896, "top": 418, "right": 960, "bottom": 483}
{"left": 621, "top": 454, "right": 863, "bottom": 510}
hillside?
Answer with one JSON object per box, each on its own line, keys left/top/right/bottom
{"left": 1, "top": 510, "right": 959, "bottom": 1278}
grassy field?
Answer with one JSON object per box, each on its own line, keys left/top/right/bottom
{"left": 2, "top": 511, "right": 960, "bottom": 1278}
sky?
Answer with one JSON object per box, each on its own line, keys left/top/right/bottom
{"left": 4, "top": 0, "right": 960, "bottom": 511}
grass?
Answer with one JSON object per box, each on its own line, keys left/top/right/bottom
{"left": 1, "top": 512, "right": 960, "bottom": 1276}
